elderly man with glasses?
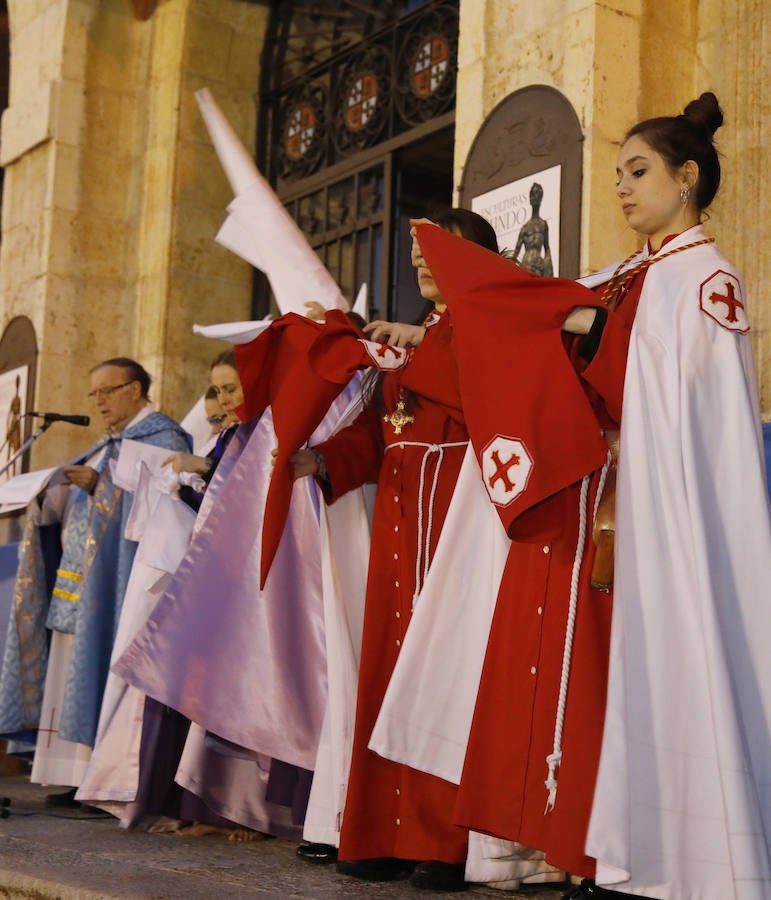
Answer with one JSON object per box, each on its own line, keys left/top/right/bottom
{"left": 0, "top": 357, "right": 190, "bottom": 806}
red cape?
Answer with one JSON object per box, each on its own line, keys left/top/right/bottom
{"left": 234, "top": 313, "right": 348, "bottom": 587}
{"left": 414, "top": 223, "right": 608, "bottom": 537}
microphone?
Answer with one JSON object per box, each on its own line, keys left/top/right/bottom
{"left": 27, "top": 412, "right": 91, "bottom": 427}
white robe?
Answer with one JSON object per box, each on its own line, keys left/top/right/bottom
{"left": 302, "top": 394, "right": 371, "bottom": 847}
{"left": 300, "top": 490, "right": 369, "bottom": 846}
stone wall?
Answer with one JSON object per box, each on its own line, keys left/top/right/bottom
{"left": 0, "top": 0, "right": 267, "bottom": 467}
{"left": 135, "top": 0, "right": 268, "bottom": 429}
{"left": 696, "top": 0, "right": 771, "bottom": 416}
{"left": 456, "top": 0, "right": 770, "bottom": 415}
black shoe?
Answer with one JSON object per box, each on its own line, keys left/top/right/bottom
{"left": 410, "top": 861, "right": 468, "bottom": 892}
{"left": 45, "top": 787, "right": 81, "bottom": 808}
{"left": 337, "top": 857, "right": 416, "bottom": 882}
{"left": 296, "top": 842, "right": 338, "bottom": 864}
{"left": 563, "top": 880, "right": 656, "bottom": 900}
{"left": 519, "top": 880, "right": 572, "bottom": 895}
{"left": 562, "top": 886, "right": 585, "bottom": 899}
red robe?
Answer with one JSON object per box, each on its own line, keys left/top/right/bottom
{"left": 315, "top": 313, "right": 469, "bottom": 863}
{"left": 454, "top": 276, "right": 643, "bottom": 878}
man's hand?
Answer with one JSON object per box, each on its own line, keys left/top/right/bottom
{"left": 304, "top": 301, "right": 327, "bottom": 322}
{"left": 364, "top": 320, "right": 426, "bottom": 348}
{"left": 161, "top": 452, "right": 211, "bottom": 475}
{"left": 271, "top": 447, "right": 319, "bottom": 479}
{"left": 63, "top": 465, "right": 98, "bottom": 494}
{"left": 562, "top": 307, "right": 598, "bottom": 335}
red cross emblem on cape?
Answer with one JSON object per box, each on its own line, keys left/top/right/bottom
{"left": 482, "top": 436, "right": 534, "bottom": 507}
{"left": 699, "top": 270, "right": 749, "bottom": 333}
{"left": 361, "top": 339, "right": 409, "bottom": 370}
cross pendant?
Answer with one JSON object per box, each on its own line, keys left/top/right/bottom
{"left": 384, "top": 400, "right": 414, "bottom": 435}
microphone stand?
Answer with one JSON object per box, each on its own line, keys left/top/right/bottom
{"left": 0, "top": 421, "right": 52, "bottom": 481}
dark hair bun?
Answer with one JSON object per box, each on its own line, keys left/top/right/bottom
{"left": 682, "top": 92, "right": 724, "bottom": 138}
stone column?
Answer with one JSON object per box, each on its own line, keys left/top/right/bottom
{"left": 455, "top": 0, "right": 768, "bottom": 413}
{"left": 0, "top": 0, "right": 267, "bottom": 465}
{"left": 697, "top": 0, "right": 771, "bottom": 414}
{"left": 0, "top": 0, "right": 104, "bottom": 466}
{"left": 132, "top": 0, "right": 268, "bottom": 420}
{"left": 455, "top": 0, "right": 648, "bottom": 272}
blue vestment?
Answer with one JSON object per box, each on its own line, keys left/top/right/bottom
{"left": 0, "top": 411, "right": 190, "bottom": 743}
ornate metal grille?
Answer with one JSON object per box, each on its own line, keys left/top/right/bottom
{"left": 282, "top": 162, "right": 387, "bottom": 318}
{"left": 256, "top": 0, "right": 458, "bottom": 320}
{"left": 260, "top": 0, "right": 458, "bottom": 189}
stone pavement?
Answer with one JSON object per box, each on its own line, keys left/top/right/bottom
{"left": 0, "top": 774, "right": 573, "bottom": 900}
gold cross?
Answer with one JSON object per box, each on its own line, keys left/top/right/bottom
{"left": 383, "top": 400, "right": 414, "bottom": 435}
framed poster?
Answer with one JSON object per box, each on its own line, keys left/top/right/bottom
{"left": 0, "top": 364, "right": 28, "bottom": 480}
{"left": 471, "top": 164, "right": 561, "bottom": 276}
{"left": 459, "top": 86, "right": 582, "bottom": 278}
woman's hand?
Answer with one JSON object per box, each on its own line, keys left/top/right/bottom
{"left": 161, "top": 452, "right": 212, "bottom": 475}
{"left": 364, "top": 320, "right": 426, "bottom": 348}
{"left": 304, "top": 300, "right": 327, "bottom": 322}
{"left": 62, "top": 465, "right": 98, "bottom": 494}
{"left": 271, "top": 447, "right": 319, "bottom": 479}
{"left": 562, "top": 306, "right": 598, "bottom": 335}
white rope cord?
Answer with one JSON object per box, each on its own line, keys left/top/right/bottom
{"left": 413, "top": 444, "right": 437, "bottom": 605}
{"left": 593, "top": 452, "right": 612, "bottom": 521}
{"left": 385, "top": 440, "right": 468, "bottom": 609}
{"left": 422, "top": 445, "right": 445, "bottom": 588}
{"left": 544, "top": 472, "right": 592, "bottom": 813}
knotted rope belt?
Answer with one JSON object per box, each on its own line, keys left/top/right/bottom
{"left": 384, "top": 440, "right": 468, "bottom": 610}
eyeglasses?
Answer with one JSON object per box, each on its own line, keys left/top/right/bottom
{"left": 87, "top": 381, "right": 134, "bottom": 401}
{"left": 205, "top": 414, "right": 227, "bottom": 426}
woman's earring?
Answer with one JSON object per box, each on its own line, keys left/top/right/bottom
{"left": 680, "top": 185, "right": 691, "bottom": 204}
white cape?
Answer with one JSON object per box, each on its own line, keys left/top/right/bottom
{"left": 586, "top": 229, "right": 771, "bottom": 899}
{"left": 369, "top": 444, "right": 509, "bottom": 784}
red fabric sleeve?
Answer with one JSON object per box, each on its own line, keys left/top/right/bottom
{"left": 308, "top": 310, "right": 372, "bottom": 384}
{"left": 580, "top": 310, "right": 634, "bottom": 425}
{"left": 234, "top": 313, "right": 352, "bottom": 587}
{"left": 313, "top": 405, "right": 384, "bottom": 502}
{"left": 414, "top": 224, "right": 608, "bottom": 536}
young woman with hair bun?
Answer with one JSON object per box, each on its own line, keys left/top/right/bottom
{"left": 410, "top": 92, "right": 771, "bottom": 899}
{"left": 571, "top": 91, "right": 771, "bottom": 900}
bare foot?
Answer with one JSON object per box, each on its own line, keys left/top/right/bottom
{"left": 175, "top": 821, "right": 268, "bottom": 842}
{"left": 175, "top": 822, "right": 230, "bottom": 837}
{"left": 145, "top": 816, "right": 184, "bottom": 834}
{"left": 228, "top": 828, "right": 260, "bottom": 843}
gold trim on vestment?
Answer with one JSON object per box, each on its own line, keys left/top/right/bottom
{"left": 56, "top": 568, "right": 82, "bottom": 582}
